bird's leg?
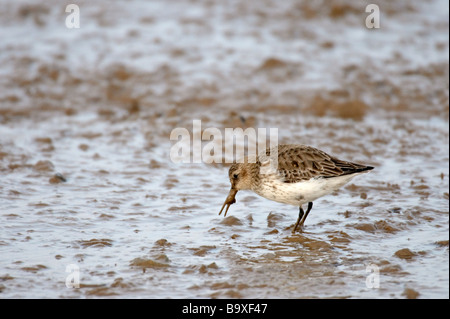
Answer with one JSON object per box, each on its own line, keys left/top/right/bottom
{"left": 292, "top": 206, "right": 304, "bottom": 233}
{"left": 298, "top": 202, "right": 313, "bottom": 229}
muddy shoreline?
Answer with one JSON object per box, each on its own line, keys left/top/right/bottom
{"left": 0, "top": 0, "right": 448, "bottom": 298}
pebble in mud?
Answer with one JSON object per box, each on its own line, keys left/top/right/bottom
{"left": 198, "top": 263, "right": 219, "bottom": 274}
{"left": 434, "top": 240, "right": 449, "bottom": 247}
{"left": 394, "top": 248, "right": 417, "bottom": 260}
{"left": 189, "top": 245, "right": 216, "bottom": 256}
{"left": 35, "top": 137, "right": 54, "bottom": 152}
{"left": 402, "top": 288, "right": 420, "bottom": 299}
{"left": 130, "top": 256, "right": 170, "bottom": 269}
{"left": 33, "top": 160, "right": 54, "bottom": 171}
{"left": 49, "top": 173, "right": 66, "bottom": 184}
{"left": 154, "top": 238, "right": 173, "bottom": 247}
{"left": 219, "top": 216, "right": 242, "bottom": 226}
{"left": 78, "top": 143, "right": 89, "bottom": 151}
{"left": 0, "top": 0, "right": 448, "bottom": 300}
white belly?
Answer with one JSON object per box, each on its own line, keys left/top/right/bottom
{"left": 253, "top": 174, "right": 359, "bottom": 206}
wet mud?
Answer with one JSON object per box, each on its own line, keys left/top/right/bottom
{"left": 0, "top": 0, "right": 448, "bottom": 298}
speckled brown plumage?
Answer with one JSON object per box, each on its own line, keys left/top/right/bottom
{"left": 219, "top": 144, "right": 374, "bottom": 232}
{"left": 268, "top": 144, "right": 372, "bottom": 183}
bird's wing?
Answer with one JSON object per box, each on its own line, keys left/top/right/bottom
{"left": 264, "top": 144, "right": 372, "bottom": 183}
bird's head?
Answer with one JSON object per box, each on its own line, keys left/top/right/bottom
{"left": 219, "top": 161, "right": 255, "bottom": 217}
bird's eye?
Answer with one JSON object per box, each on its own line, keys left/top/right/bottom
{"left": 233, "top": 173, "right": 238, "bottom": 179}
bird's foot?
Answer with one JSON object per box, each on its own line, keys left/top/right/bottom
{"left": 291, "top": 223, "right": 305, "bottom": 233}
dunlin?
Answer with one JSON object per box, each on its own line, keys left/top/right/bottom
{"left": 219, "top": 144, "right": 374, "bottom": 232}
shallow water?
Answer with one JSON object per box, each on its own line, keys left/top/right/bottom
{"left": 0, "top": 0, "right": 449, "bottom": 299}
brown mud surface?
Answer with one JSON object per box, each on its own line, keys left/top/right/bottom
{"left": 0, "top": 0, "right": 448, "bottom": 298}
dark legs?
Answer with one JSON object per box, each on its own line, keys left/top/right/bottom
{"left": 293, "top": 207, "right": 304, "bottom": 232}
{"left": 292, "top": 202, "right": 313, "bottom": 233}
{"left": 302, "top": 202, "right": 313, "bottom": 228}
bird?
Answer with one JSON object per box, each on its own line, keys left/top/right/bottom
{"left": 218, "top": 144, "right": 374, "bottom": 232}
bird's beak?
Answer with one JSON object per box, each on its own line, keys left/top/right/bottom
{"left": 218, "top": 188, "right": 238, "bottom": 217}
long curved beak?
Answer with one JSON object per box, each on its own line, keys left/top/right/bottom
{"left": 218, "top": 188, "right": 238, "bottom": 217}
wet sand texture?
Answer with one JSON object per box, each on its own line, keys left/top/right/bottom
{"left": 0, "top": 0, "right": 448, "bottom": 298}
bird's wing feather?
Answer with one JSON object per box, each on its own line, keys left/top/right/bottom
{"left": 264, "top": 144, "right": 372, "bottom": 183}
